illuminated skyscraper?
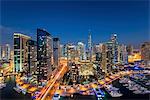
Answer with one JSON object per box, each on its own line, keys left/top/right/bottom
{"left": 111, "top": 33, "right": 119, "bottom": 64}
{"left": 77, "top": 42, "right": 86, "bottom": 61}
{"left": 59, "top": 44, "right": 64, "bottom": 57}
{"left": 37, "top": 28, "right": 53, "bottom": 80}
{"left": 70, "top": 63, "right": 79, "bottom": 84}
{"left": 0, "top": 45, "right": 2, "bottom": 60}
{"left": 118, "top": 44, "right": 128, "bottom": 64}
{"left": 101, "top": 44, "right": 107, "bottom": 74}
{"left": 61, "top": 44, "right": 68, "bottom": 58}
{"left": 0, "top": 44, "right": 11, "bottom": 61}
{"left": 5, "top": 44, "right": 11, "bottom": 61}
{"left": 53, "top": 38, "right": 60, "bottom": 68}
{"left": 105, "top": 42, "right": 114, "bottom": 73}
{"left": 14, "top": 33, "right": 31, "bottom": 72}
{"left": 93, "top": 44, "right": 102, "bottom": 61}
{"left": 2, "top": 46, "right": 5, "bottom": 59}
{"left": 27, "top": 40, "right": 37, "bottom": 75}
{"left": 67, "top": 44, "right": 76, "bottom": 63}
{"left": 95, "top": 52, "right": 101, "bottom": 62}
{"left": 88, "top": 30, "right": 92, "bottom": 61}
{"left": 141, "top": 42, "right": 150, "bottom": 66}
{"left": 126, "top": 45, "right": 133, "bottom": 55}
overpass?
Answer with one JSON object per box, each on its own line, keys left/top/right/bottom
{"left": 35, "top": 64, "right": 68, "bottom": 100}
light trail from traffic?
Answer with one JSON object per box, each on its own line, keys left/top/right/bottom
{"left": 36, "top": 64, "right": 68, "bottom": 100}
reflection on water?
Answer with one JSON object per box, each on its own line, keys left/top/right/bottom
{"left": 0, "top": 75, "right": 31, "bottom": 100}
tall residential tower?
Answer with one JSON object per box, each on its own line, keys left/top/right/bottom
{"left": 53, "top": 37, "right": 60, "bottom": 68}
{"left": 88, "top": 30, "right": 92, "bottom": 61}
{"left": 37, "top": 29, "right": 53, "bottom": 80}
{"left": 14, "top": 33, "right": 31, "bottom": 72}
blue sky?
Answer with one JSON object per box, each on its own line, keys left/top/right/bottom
{"left": 0, "top": 0, "right": 149, "bottom": 48}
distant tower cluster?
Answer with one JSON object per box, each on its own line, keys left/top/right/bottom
{"left": 12, "top": 28, "right": 134, "bottom": 83}
{"left": 91, "top": 33, "right": 128, "bottom": 75}
{"left": 13, "top": 28, "right": 60, "bottom": 81}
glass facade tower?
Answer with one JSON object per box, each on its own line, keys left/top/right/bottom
{"left": 37, "top": 28, "right": 53, "bottom": 80}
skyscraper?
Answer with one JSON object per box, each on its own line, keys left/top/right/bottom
{"left": 14, "top": 33, "right": 31, "bottom": 72}
{"left": 53, "top": 38, "right": 60, "bottom": 68}
{"left": 77, "top": 42, "right": 86, "bottom": 61}
{"left": 0, "top": 46, "right": 2, "bottom": 60}
{"left": 101, "top": 44, "right": 107, "bottom": 74}
{"left": 37, "top": 28, "right": 53, "bottom": 80}
{"left": 105, "top": 42, "right": 114, "bottom": 73}
{"left": 2, "top": 47, "right": 5, "bottom": 59}
{"left": 126, "top": 45, "right": 133, "bottom": 55}
{"left": 5, "top": 44, "right": 11, "bottom": 61}
{"left": 88, "top": 30, "right": 92, "bottom": 61}
{"left": 141, "top": 42, "right": 150, "bottom": 66}
{"left": 111, "top": 34, "right": 119, "bottom": 64}
{"left": 66, "top": 44, "right": 76, "bottom": 63}
{"left": 118, "top": 44, "right": 128, "bottom": 64}
{"left": 59, "top": 44, "right": 64, "bottom": 57}
{"left": 70, "top": 63, "right": 78, "bottom": 84}
{"left": 27, "top": 40, "right": 37, "bottom": 75}
{"left": 93, "top": 44, "right": 101, "bottom": 61}
{"left": 62, "top": 44, "right": 68, "bottom": 58}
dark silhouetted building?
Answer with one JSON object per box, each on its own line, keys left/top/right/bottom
{"left": 27, "top": 40, "right": 37, "bottom": 75}
{"left": 141, "top": 42, "right": 150, "bottom": 66}
{"left": 53, "top": 38, "right": 60, "bottom": 68}
{"left": 126, "top": 45, "right": 133, "bottom": 55}
{"left": 37, "top": 29, "right": 53, "bottom": 80}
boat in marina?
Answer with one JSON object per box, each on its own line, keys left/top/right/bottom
{"left": 125, "top": 79, "right": 150, "bottom": 94}
{"left": 106, "top": 84, "right": 119, "bottom": 91}
{"left": 145, "top": 81, "right": 150, "bottom": 86}
{"left": 0, "top": 83, "right": 6, "bottom": 89}
{"left": 13, "top": 87, "right": 22, "bottom": 93}
{"left": 105, "top": 85, "right": 123, "bottom": 97}
{"left": 128, "top": 85, "right": 139, "bottom": 91}
{"left": 143, "top": 90, "right": 150, "bottom": 94}
{"left": 109, "top": 91, "right": 123, "bottom": 97}
{"left": 123, "top": 84, "right": 128, "bottom": 87}
{"left": 119, "top": 78, "right": 129, "bottom": 84}
{"left": 133, "top": 90, "right": 142, "bottom": 94}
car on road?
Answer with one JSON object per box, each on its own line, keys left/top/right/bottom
{"left": 53, "top": 94, "right": 60, "bottom": 100}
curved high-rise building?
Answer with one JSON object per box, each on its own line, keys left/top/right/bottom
{"left": 14, "top": 33, "right": 31, "bottom": 72}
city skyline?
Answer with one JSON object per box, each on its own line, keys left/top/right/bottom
{"left": 0, "top": 1, "right": 150, "bottom": 100}
{"left": 1, "top": 0, "right": 149, "bottom": 48}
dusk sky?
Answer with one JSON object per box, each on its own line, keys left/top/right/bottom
{"left": 0, "top": 0, "right": 149, "bottom": 48}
